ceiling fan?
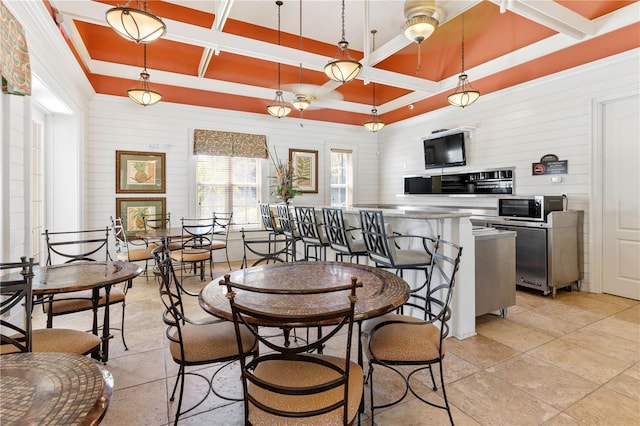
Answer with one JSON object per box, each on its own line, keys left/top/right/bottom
{"left": 282, "top": 83, "right": 344, "bottom": 112}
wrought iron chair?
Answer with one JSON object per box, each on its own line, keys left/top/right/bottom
{"left": 211, "top": 211, "right": 233, "bottom": 270}
{"left": 362, "top": 239, "right": 463, "bottom": 425}
{"left": 42, "top": 228, "right": 129, "bottom": 349}
{"left": 221, "top": 273, "right": 363, "bottom": 425}
{"left": 359, "top": 209, "right": 439, "bottom": 307}
{"left": 143, "top": 212, "right": 181, "bottom": 251}
{"left": 240, "top": 228, "right": 291, "bottom": 268}
{"left": 276, "top": 204, "right": 302, "bottom": 261}
{"left": 169, "top": 217, "right": 215, "bottom": 281}
{"left": 111, "top": 216, "right": 157, "bottom": 279}
{"left": 154, "top": 254, "right": 258, "bottom": 426}
{"left": 322, "top": 207, "right": 368, "bottom": 264}
{"left": 294, "top": 206, "right": 330, "bottom": 261}
{"left": 0, "top": 257, "right": 101, "bottom": 356}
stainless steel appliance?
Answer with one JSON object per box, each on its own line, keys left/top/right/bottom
{"left": 498, "top": 195, "right": 563, "bottom": 221}
{"left": 471, "top": 211, "right": 580, "bottom": 297}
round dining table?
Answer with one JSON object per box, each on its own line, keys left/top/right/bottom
{"left": 25, "top": 261, "right": 143, "bottom": 363}
{"left": 135, "top": 226, "right": 184, "bottom": 246}
{"left": 200, "top": 261, "right": 410, "bottom": 324}
{"left": 0, "top": 352, "right": 113, "bottom": 425}
{"left": 199, "top": 261, "right": 410, "bottom": 365}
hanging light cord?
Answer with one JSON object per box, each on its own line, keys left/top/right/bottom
{"left": 299, "top": 0, "right": 303, "bottom": 100}
{"left": 417, "top": 42, "right": 422, "bottom": 75}
{"left": 277, "top": 1, "right": 282, "bottom": 90}
{"left": 143, "top": 43, "right": 148, "bottom": 72}
{"left": 340, "top": 0, "right": 346, "bottom": 43}
{"left": 460, "top": 14, "right": 465, "bottom": 74}
{"left": 371, "top": 30, "right": 377, "bottom": 107}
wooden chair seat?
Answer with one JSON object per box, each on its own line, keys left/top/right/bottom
{"left": 248, "top": 355, "right": 363, "bottom": 426}
{"left": 44, "top": 287, "right": 126, "bottom": 315}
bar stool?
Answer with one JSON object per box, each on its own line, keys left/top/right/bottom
{"left": 322, "top": 207, "right": 368, "bottom": 264}
{"left": 359, "top": 209, "right": 439, "bottom": 308}
{"left": 276, "top": 205, "right": 302, "bottom": 261}
{"left": 294, "top": 206, "right": 330, "bottom": 261}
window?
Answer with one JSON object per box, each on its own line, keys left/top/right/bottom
{"left": 330, "top": 149, "right": 353, "bottom": 207}
{"left": 196, "top": 155, "right": 262, "bottom": 226}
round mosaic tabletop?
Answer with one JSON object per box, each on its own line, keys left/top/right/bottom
{"left": 0, "top": 352, "right": 113, "bottom": 425}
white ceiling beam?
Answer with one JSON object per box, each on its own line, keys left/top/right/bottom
{"left": 213, "top": 0, "right": 234, "bottom": 31}
{"left": 54, "top": 0, "right": 441, "bottom": 94}
{"left": 489, "top": 0, "right": 595, "bottom": 39}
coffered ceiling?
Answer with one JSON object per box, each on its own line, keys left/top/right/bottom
{"left": 48, "top": 0, "right": 639, "bottom": 126}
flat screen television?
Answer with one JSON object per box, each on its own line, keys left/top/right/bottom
{"left": 423, "top": 132, "right": 466, "bottom": 169}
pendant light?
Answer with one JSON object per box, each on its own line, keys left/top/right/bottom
{"left": 128, "top": 44, "right": 162, "bottom": 106}
{"left": 324, "top": 0, "right": 362, "bottom": 83}
{"left": 266, "top": 1, "right": 292, "bottom": 118}
{"left": 447, "top": 14, "right": 480, "bottom": 108}
{"left": 364, "top": 30, "right": 385, "bottom": 132}
{"left": 106, "top": 0, "right": 166, "bottom": 44}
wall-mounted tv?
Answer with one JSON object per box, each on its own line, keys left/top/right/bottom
{"left": 423, "top": 132, "right": 466, "bottom": 169}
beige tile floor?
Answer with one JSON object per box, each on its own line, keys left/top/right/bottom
{"left": 34, "top": 263, "right": 640, "bottom": 426}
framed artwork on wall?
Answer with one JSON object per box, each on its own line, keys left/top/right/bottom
{"left": 116, "top": 197, "right": 166, "bottom": 237}
{"left": 289, "top": 148, "right": 318, "bottom": 193}
{"left": 116, "top": 150, "right": 165, "bottom": 193}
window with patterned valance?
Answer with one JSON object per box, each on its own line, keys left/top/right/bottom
{"left": 0, "top": 0, "right": 31, "bottom": 95}
{"left": 193, "top": 129, "right": 268, "bottom": 159}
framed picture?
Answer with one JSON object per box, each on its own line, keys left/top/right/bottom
{"left": 116, "top": 150, "right": 165, "bottom": 193}
{"left": 289, "top": 149, "right": 318, "bottom": 193}
{"left": 116, "top": 197, "right": 166, "bottom": 237}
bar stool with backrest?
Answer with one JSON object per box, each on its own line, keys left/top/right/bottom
{"left": 359, "top": 209, "right": 439, "bottom": 309}
{"left": 42, "top": 228, "right": 129, "bottom": 349}
{"left": 322, "top": 207, "right": 368, "bottom": 264}
{"left": 362, "top": 238, "right": 463, "bottom": 425}
{"left": 221, "top": 273, "right": 363, "bottom": 425}
{"left": 294, "top": 206, "right": 330, "bottom": 261}
{"left": 0, "top": 257, "right": 101, "bottom": 356}
{"left": 276, "top": 205, "right": 302, "bottom": 261}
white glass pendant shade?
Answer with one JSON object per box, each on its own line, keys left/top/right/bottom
{"left": 325, "top": 0, "right": 362, "bottom": 83}
{"left": 128, "top": 71, "right": 162, "bottom": 106}
{"left": 106, "top": 5, "right": 166, "bottom": 43}
{"left": 447, "top": 73, "right": 480, "bottom": 107}
{"left": 324, "top": 53, "right": 362, "bottom": 83}
{"left": 267, "top": 90, "right": 292, "bottom": 118}
{"left": 364, "top": 108, "right": 385, "bottom": 132}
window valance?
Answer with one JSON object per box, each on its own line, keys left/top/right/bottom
{"left": 193, "top": 129, "right": 268, "bottom": 159}
{"left": 1, "top": 1, "right": 31, "bottom": 95}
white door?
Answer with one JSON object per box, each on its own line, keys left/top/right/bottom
{"left": 602, "top": 94, "right": 640, "bottom": 300}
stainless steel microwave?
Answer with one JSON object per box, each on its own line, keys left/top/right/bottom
{"left": 498, "top": 195, "right": 564, "bottom": 221}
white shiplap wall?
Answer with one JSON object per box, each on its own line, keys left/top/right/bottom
{"left": 85, "top": 98, "right": 378, "bottom": 259}
{"left": 376, "top": 49, "right": 640, "bottom": 292}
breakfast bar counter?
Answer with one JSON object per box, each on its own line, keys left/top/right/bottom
{"left": 345, "top": 205, "right": 476, "bottom": 339}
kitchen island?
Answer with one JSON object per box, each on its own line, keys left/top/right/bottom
{"left": 346, "top": 205, "right": 476, "bottom": 339}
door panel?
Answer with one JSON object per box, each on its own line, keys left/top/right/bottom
{"left": 602, "top": 95, "right": 640, "bottom": 300}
